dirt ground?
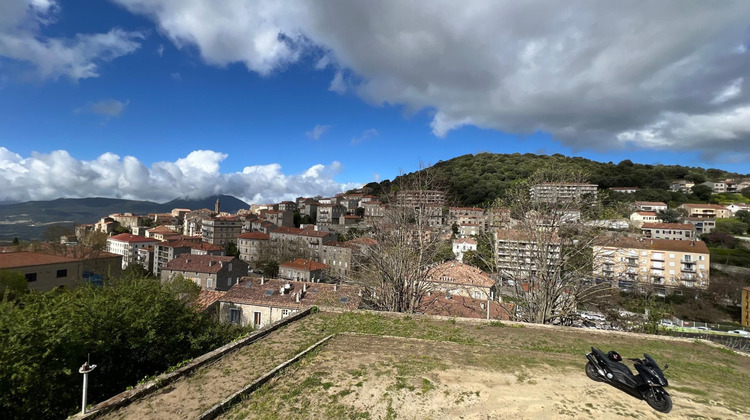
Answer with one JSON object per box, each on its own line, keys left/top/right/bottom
{"left": 221, "top": 334, "right": 749, "bottom": 420}
{"left": 100, "top": 319, "right": 331, "bottom": 420}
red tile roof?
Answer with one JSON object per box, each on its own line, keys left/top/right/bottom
{"left": 418, "top": 295, "right": 512, "bottom": 320}
{"left": 641, "top": 223, "right": 695, "bottom": 230}
{"left": 221, "top": 278, "right": 361, "bottom": 310}
{"left": 272, "top": 227, "right": 331, "bottom": 238}
{"left": 634, "top": 211, "right": 657, "bottom": 216}
{"left": 426, "top": 261, "right": 495, "bottom": 288}
{"left": 108, "top": 233, "right": 160, "bottom": 243}
{"left": 681, "top": 204, "right": 728, "bottom": 210}
{"left": 597, "top": 237, "right": 709, "bottom": 253}
{"left": 280, "top": 258, "right": 328, "bottom": 271}
{"left": 635, "top": 201, "right": 667, "bottom": 206}
{"left": 238, "top": 232, "right": 270, "bottom": 240}
{"left": 190, "top": 242, "right": 225, "bottom": 252}
{"left": 195, "top": 290, "right": 227, "bottom": 311}
{"left": 0, "top": 251, "right": 76, "bottom": 269}
{"left": 164, "top": 255, "right": 238, "bottom": 273}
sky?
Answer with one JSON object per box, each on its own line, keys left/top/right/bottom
{"left": 1, "top": 1, "right": 750, "bottom": 204}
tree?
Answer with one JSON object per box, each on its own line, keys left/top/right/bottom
{"left": 656, "top": 208, "right": 684, "bottom": 224}
{"left": 496, "top": 166, "right": 618, "bottom": 325}
{"left": 293, "top": 210, "right": 302, "bottom": 228}
{"left": 257, "top": 260, "right": 279, "bottom": 277}
{"left": 742, "top": 187, "right": 750, "bottom": 199}
{"left": 0, "top": 270, "right": 27, "bottom": 299}
{"left": 226, "top": 241, "right": 240, "bottom": 257}
{"left": 736, "top": 210, "right": 750, "bottom": 225}
{"left": 11, "top": 237, "right": 19, "bottom": 246}
{"left": 715, "top": 218, "right": 749, "bottom": 236}
{"left": 353, "top": 163, "right": 448, "bottom": 313}
{"left": 355, "top": 207, "right": 365, "bottom": 217}
{"left": 691, "top": 184, "right": 712, "bottom": 201}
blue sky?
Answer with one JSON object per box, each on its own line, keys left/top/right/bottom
{"left": 1, "top": 1, "right": 750, "bottom": 203}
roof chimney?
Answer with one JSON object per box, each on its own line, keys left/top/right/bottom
{"left": 280, "top": 286, "right": 285, "bottom": 295}
{"left": 334, "top": 284, "right": 338, "bottom": 292}
{"left": 260, "top": 276, "right": 265, "bottom": 285}
{"left": 209, "top": 260, "right": 215, "bottom": 266}
{"left": 295, "top": 292, "right": 300, "bottom": 303}
{"left": 302, "top": 283, "right": 307, "bottom": 292}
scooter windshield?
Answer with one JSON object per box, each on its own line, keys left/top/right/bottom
{"left": 643, "top": 353, "right": 659, "bottom": 368}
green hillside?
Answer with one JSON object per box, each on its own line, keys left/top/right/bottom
{"left": 365, "top": 153, "right": 748, "bottom": 207}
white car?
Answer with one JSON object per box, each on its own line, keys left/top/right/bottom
{"left": 728, "top": 330, "right": 750, "bottom": 336}
{"left": 660, "top": 320, "right": 674, "bottom": 327}
{"left": 695, "top": 326, "right": 710, "bottom": 331}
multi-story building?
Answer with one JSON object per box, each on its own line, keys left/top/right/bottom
{"left": 634, "top": 202, "right": 668, "bottom": 212}
{"left": 678, "top": 204, "right": 731, "bottom": 219}
{"left": 321, "top": 242, "right": 353, "bottom": 280}
{"left": 530, "top": 183, "right": 598, "bottom": 203}
{"left": 670, "top": 180, "right": 695, "bottom": 193}
{"left": 109, "top": 213, "right": 149, "bottom": 230}
{"left": 641, "top": 223, "right": 696, "bottom": 241}
{"left": 152, "top": 238, "right": 208, "bottom": 277}
{"left": 452, "top": 237, "right": 477, "bottom": 262}
{"left": 237, "top": 232, "right": 270, "bottom": 265}
{"left": 395, "top": 190, "right": 447, "bottom": 206}
{"left": 363, "top": 201, "right": 385, "bottom": 219}
{"left": 278, "top": 259, "right": 329, "bottom": 282}
{"left": 609, "top": 187, "right": 639, "bottom": 194}
{"left": 278, "top": 201, "right": 297, "bottom": 212}
{"left": 594, "top": 238, "right": 710, "bottom": 293}
{"left": 161, "top": 255, "right": 247, "bottom": 291}
{"left": 94, "top": 217, "right": 120, "bottom": 235}
{"left": 701, "top": 181, "right": 726, "bottom": 193}
{"left": 268, "top": 227, "right": 337, "bottom": 261}
{"left": 316, "top": 204, "right": 346, "bottom": 226}
{"left": 458, "top": 222, "right": 482, "bottom": 237}
{"left": 265, "top": 210, "right": 293, "bottom": 228}
{"left": 629, "top": 211, "right": 658, "bottom": 226}
{"left": 0, "top": 250, "right": 122, "bottom": 291}
{"left": 684, "top": 217, "right": 715, "bottom": 235}
{"left": 448, "top": 207, "right": 485, "bottom": 225}
{"left": 494, "top": 229, "right": 561, "bottom": 281}
{"left": 202, "top": 216, "right": 242, "bottom": 246}
{"left": 106, "top": 233, "right": 161, "bottom": 269}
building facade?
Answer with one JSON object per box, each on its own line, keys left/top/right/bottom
{"left": 106, "top": 233, "right": 161, "bottom": 269}
{"left": 641, "top": 223, "right": 696, "bottom": 241}
{"left": 161, "top": 255, "right": 248, "bottom": 291}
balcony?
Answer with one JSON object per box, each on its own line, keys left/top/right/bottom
{"left": 681, "top": 266, "right": 696, "bottom": 273}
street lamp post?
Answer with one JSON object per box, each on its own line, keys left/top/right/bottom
{"left": 79, "top": 359, "right": 97, "bottom": 415}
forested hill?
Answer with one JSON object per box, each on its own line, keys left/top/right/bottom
{"left": 364, "top": 153, "right": 748, "bottom": 207}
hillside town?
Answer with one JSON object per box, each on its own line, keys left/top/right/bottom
{"left": 4, "top": 178, "right": 750, "bottom": 332}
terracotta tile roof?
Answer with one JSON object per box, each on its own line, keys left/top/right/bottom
{"left": 147, "top": 225, "right": 176, "bottom": 234}
{"left": 221, "top": 278, "right": 361, "bottom": 310}
{"left": 195, "top": 290, "right": 226, "bottom": 311}
{"left": 164, "top": 255, "right": 238, "bottom": 273}
{"left": 634, "top": 211, "right": 657, "bottom": 216}
{"left": 271, "top": 226, "right": 331, "bottom": 238}
{"left": 343, "top": 215, "right": 361, "bottom": 219}
{"left": 597, "top": 237, "right": 709, "bottom": 253}
{"left": 0, "top": 251, "right": 76, "bottom": 269}
{"left": 418, "top": 295, "right": 512, "bottom": 320}
{"left": 681, "top": 203, "right": 728, "bottom": 210}
{"left": 426, "top": 261, "right": 495, "bottom": 288}
{"left": 635, "top": 201, "right": 667, "bottom": 206}
{"left": 453, "top": 238, "right": 477, "bottom": 245}
{"left": 190, "top": 242, "right": 225, "bottom": 252}
{"left": 345, "top": 237, "right": 378, "bottom": 247}
{"left": 641, "top": 223, "right": 695, "bottom": 230}
{"left": 108, "top": 233, "right": 160, "bottom": 243}
{"left": 238, "top": 232, "right": 270, "bottom": 240}
{"left": 280, "top": 258, "right": 328, "bottom": 271}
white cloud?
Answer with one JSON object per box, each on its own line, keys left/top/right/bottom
{"left": 170, "top": 72, "right": 181, "bottom": 80}
{"left": 305, "top": 124, "right": 331, "bottom": 140}
{"left": 711, "top": 78, "right": 743, "bottom": 104}
{"left": 75, "top": 99, "right": 129, "bottom": 118}
{"left": 0, "top": 1, "right": 143, "bottom": 81}
{"left": 112, "top": 0, "right": 750, "bottom": 158}
{"left": 0, "top": 147, "right": 355, "bottom": 203}
{"left": 156, "top": 43, "right": 164, "bottom": 57}
{"left": 351, "top": 128, "right": 378, "bottom": 145}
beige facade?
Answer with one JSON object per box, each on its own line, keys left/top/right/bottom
{"left": 0, "top": 250, "right": 122, "bottom": 291}
{"left": 594, "top": 238, "right": 710, "bottom": 292}
{"left": 161, "top": 255, "right": 248, "bottom": 291}
{"left": 202, "top": 217, "right": 242, "bottom": 245}
{"left": 742, "top": 287, "right": 750, "bottom": 328}
{"left": 530, "top": 183, "right": 597, "bottom": 203}
{"left": 641, "top": 223, "right": 696, "bottom": 241}
{"left": 679, "top": 204, "right": 731, "bottom": 219}
{"left": 494, "top": 229, "right": 561, "bottom": 280}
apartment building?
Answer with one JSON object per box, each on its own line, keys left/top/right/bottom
{"left": 265, "top": 210, "right": 293, "bottom": 228}
{"left": 237, "top": 232, "right": 270, "bottom": 265}
{"left": 530, "top": 183, "right": 598, "bottom": 203}
{"left": 634, "top": 202, "right": 667, "bottom": 212}
{"left": 594, "top": 238, "right": 710, "bottom": 293}
{"left": 452, "top": 237, "right": 477, "bottom": 262}
{"left": 268, "top": 227, "right": 337, "bottom": 261}
{"left": 702, "top": 181, "right": 726, "bottom": 193}
{"left": 684, "top": 217, "right": 716, "bottom": 235}
{"left": 161, "top": 255, "right": 247, "bottom": 291}
{"left": 202, "top": 216, "right": 242, "bottom": 246}
{"left": 152, "top": 238, "right": 212, "bottom": 277}
{"left": 316, "top": 204, "right": 346, "bottom": 226}
{"left": 278, "top": 201, "right": 297, "bottom": 212}
{"left": 494, "top": 229, "right": 561, "bottom": 281}
{"left": 609, "top": 187, "right": 639, "bottom": 194}
{"left": 278, "top": 259, "right": 329, "bottom": 282}
{"left": 670, "top": 180, "right": 695, "bottom": 193}
{"left": 641, "top": 223, "right": 696, "bottom": 241}
{"left": 0, "top": 250, "right": 122, "bottom": 291}
{"left": 395, "top": 190, "right": 447, "bottom": 206}
{"left": 106, "top": 233, "right": 161, "bottom": 269}
{"left": 629, "top": 211, "right": 659, "bottom": 226}
{"left": 678, "top": 204, "right": 731, "bottom": 219}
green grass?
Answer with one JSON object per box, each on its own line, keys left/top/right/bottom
{"left": 713, "top": 193, "right": 750, "bottom": 204}
{"left": 709, "top": 247, "right": 750, "bottom": 267}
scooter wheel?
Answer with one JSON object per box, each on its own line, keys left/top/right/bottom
{"left": 645, "top": 389, "right": 672, "bottom": 413}
{"left": 585, "top": 362, "right": 604, "bottom": 382}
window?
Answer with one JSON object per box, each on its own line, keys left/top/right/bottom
{"left": 25, "top": 273, "right": 37, "bottom": 282}
{"left": 229, "top": 308, "right": 240, "bottom": 324}
{"left": 281, "top": 309, "right": 291, "bottom": 318}
{"left": 56, "top": 269, "right": 67, "bottom": 278}
{"left": 253, "top": 311, "right": 262, "bottom": 327}
{"left": 669, "top": 253, "right": 675, "bottom": 259}
{"left": 227, "top": 277, "right": 232, "bottom": 286}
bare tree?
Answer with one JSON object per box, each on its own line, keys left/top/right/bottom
{"left": 353, "top": 163, "right": 451, "bottom": 313}
{"left": 493, "top": 166, "right": 618, "bottom": 324}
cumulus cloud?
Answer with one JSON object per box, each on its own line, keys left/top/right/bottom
{"left": 75, "top": 99, "right": 129, "bottom": 118}
{"left": 305, "top": 124, "right": 331, "bottom": 140}
{"left": 112, "top": 0, "right": 750, "bottom": 159}
{"left": 351, "top": 128, "right": 378, "bottom": 145}
{"left": 0, "top": 0, "right": 143, "bottom": 81}
{"left": 0, "top": 148, "right": 356, "bottom": 203}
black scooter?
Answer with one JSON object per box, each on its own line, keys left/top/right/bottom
{"left": 585, "top": 347, "right": 672, "bottom": 413}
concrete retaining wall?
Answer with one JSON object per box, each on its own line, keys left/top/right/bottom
{"left": 73, "top": 308, "right": 312, "bottom": 419}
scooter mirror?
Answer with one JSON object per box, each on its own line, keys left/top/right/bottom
{"left": 663, "top": 364, "right": 668, "bottom": 370}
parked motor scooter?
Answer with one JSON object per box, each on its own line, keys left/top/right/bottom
{"left": 585, "top": 347, "right": 672, "bottom": 413}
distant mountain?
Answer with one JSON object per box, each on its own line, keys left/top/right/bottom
{"left": 0, "top": 195, "right": 249, "bottom": 241}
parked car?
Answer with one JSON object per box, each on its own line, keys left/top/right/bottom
{"left": 695, "top": 326, "right": 711, "bottom": 331}
{"left": 660, "top": 320, "right": 674, "bottom": 327}
{"left": 727, "top": 330, "right": 750, "bottom": 336}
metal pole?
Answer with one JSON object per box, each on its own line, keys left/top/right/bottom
{"left": 81, "top": 372, "right": 88, "bottom": 415}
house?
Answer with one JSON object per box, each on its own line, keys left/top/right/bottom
{"left": 202, "top": 216, "right": 242, "bottom": 246}
{"left": 641, "top": 223, "right": 696, "bottom": 241}
{"left": 678, "top": 204, "right": 731, "bottom": 219}
{"left": 94, "top": 217, "right": 120, "bottom": 235}
{"left": 609, "top": 187, "right": 639, "bottom": 194}
{"left": 684, "top": 217, "right": 716, "bottom": 235}
{"left": 629, "top": 211, "right": 658, "bottom": 226}
{"left": 278, "top": 258, "right": 329, "bottom": 282}
{"left": 161, "top": 255, "right": 248, "bottom": 291}
{"left": 145, "top": 225, "right": 181, "bottom": 241}
{"left": 218, "top": 278, "right": 361, "bottom": 328}
{"left": 106, "top": 233, "right": 161, "bottom": 269}
{"left": 594, "top": 238, "right": 710, "bottom": 294}
{"left": 701, "top": 181, "right": 726, "bottom": 194}
{"left": 265, "top": 210, "right": 294, "bottom": 228}
{"left": 726, "top": 203, "right": 750, "bottom": 216}
{"left": 634, "top": 202, "right": 668, "bottom": 212}
{"left": 152, "top": 238, "right": 219, "bottom": 277}
{"left": 425, "top": 261, "right": 496, "bottom": 300}
{"left": 452, "top": 237, "right": 477, "bottom": 262}
{"left": 237, "top": 232, "right": 270, "bottom": 265}
{"left": 458, "top": 222, "right": 482, "bottom": 237}
{"left": 529, "top": 183, "right": 598, "bottom": 203}
{"left": 268, "top": 227, "right": 337, "bottom": 261}
{"left": 418, "top": 294, "right": 512, "bottom": 320}
{"left": 316, "top": 204, "right": 346, "bottom": 226}
{"left": 0, "top": 249, "right": 122, "bottom": 291}
{"left": 670, "top": 180, "right": 695, "bottom": 193}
